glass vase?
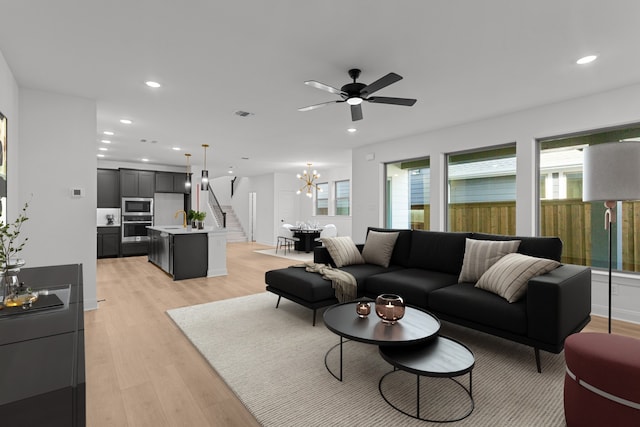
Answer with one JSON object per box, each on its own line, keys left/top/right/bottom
{"left": 1, "top": 260, "right": 37, "bottom": 308}
{"left": 375, "top": 294, "right": 405, "bottom": 325}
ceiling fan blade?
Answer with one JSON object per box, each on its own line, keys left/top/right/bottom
{"left": 367, "top": 96, "right": 417, "bottom": 106}
{"left": 298, "top": 100, "right": 342, "bottom": 112}
{"left": 351, "top": 104, "right": 363, "bottom": 121}
{"left": 304, "top": 80, "right": 345, "bottom": 95}
{"left": 360, "top": 72, "right": 402, "bottom": 96}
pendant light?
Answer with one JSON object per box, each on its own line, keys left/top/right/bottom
{"left": 201, "top": 144, "right": 209, "bottom": 191}
{"left": 184, "top": 153, "right": 192, "bottom": 191}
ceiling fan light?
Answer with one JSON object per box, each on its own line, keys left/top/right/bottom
{"left": 346, "top": 97, "right": 363, "bottom": 106}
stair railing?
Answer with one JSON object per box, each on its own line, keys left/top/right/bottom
{"left": 207, "top": 186, "right": 227, "bottom": 228}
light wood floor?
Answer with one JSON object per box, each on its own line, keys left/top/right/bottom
{"left": 86, "top": 243, "right": 640, "bottom": 426}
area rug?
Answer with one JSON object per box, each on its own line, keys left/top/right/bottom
{"left": 254, "top": 248, "right": 313, "bottom": 263}
{"left": 167, "top": 293, "right": 567, "bottom": 426}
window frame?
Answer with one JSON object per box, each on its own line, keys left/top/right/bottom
{"left": 334, "top": 179, "right": 350, "bottom": 216}
{"left": 315, "top": 182, "right": 329, "bottom": 216}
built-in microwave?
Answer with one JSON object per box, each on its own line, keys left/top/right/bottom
{"left": 122, "top": 197, "right": 153, "bottom": 216}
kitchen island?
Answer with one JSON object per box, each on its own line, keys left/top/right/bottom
{"left": 147, "top": 226, "right": 227, "bottom": 280}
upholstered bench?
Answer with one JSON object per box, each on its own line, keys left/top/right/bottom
{"left": 564, "top": 332, "right": 640, "bottom": 426}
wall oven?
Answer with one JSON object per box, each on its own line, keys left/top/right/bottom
{"left": 122, "top": 197, "right": 153, "bottom": 216}
{"left": 122, "top": 215, "right": 153, "bottom": 243}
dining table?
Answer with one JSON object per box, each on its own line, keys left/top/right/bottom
{"left": 290, "top": 227, "right": 323, "bottom": 253}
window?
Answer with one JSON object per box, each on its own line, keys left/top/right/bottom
{"left": 385, "top": 158, "right": 430, "bottom": 230}
{"left": 447, "top": 145, "right": 516, "bottom": 234}
{"left": 315, "top": 183, "right": 328, "bottom": 215}
{"left": 335, "top": 180, "right": 350, "bottom": 216}
{"left": 538, "top": 124, "right": 640, "bottom": 272}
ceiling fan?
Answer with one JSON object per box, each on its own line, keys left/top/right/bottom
{"left": 298, "top": 68, "right": 417, "bottom": 121}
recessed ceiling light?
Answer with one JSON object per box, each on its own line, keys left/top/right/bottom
{"left": 120, "top": 119, "right": 133, "bottom": 124}
{"left": 101, "top": 139, "right": 111, "bottom": 144}
{"left": 172, "top": 147, "right": 181, "bottom": 151}
{"left": 576, "top": 55, "right": 597, "bottom": 65}
{"left": 347, "top": 128, "right": 357, "bottom": 133}
{"left": 97, "top": 154, "right": 105, "bottom": 158}
{"left": 103, "top": 131, "right": 114, "bottom": 136}
{"left": 99, "top": 147, "right": 108, "bottom": 151}
{"left": 141, "top": 158, "right": 149, "bottom": 162}
{"left": 145, "top": 81, "right": 161, "bottom": 88}
{"left": 228, "top": 170, "right": 233, "bottom": 174}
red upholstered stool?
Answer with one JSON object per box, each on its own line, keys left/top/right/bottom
{"left": 564, "top": 332, "right": 640, "bottom": 427}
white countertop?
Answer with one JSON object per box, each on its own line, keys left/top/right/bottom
{"left": 147, "top": 225, "right": 225, "bottom": 235}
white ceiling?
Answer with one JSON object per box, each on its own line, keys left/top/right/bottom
{"left": 1, "top": 1, "right": 640, "bottom": 179}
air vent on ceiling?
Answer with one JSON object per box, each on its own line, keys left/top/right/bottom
{"left": 234, "top": 110, "right": 253, "bottom": 117}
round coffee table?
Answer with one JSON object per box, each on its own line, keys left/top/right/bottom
{"left": 323, "top": 301, "right": 441, "bottom": 381}
{"left": 378, "top": 336, "right": 475, "bottom": 422}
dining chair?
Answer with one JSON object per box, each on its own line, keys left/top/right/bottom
{"left": 314, "top": 224, "right": 337, "bottom": 242}
{"left": 276, "top": 224, "right": 299, "bottom": 254}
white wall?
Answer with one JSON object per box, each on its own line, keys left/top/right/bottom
{"left": 353, "top": 83, "right": 640, "bottom": 324}
{"left": 19, "top": 89, "right": 98, "bottom": 309}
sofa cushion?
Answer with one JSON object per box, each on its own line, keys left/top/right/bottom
{"left": 429, "top": 283, "right": 528, "bottom": 335}
{"left": 367, "top": 227, "right": 413, "bottom": 267}
{"left": 476, "top": 252, "right": 560, "bottom": 303}
{"left": 408, "top": 230, "right": 471, "bottom": 274}
{"left": 265, "top": 267, "right": 336, "bottom": 303}
{"left": 458, "top": 238, "right": 521, "bottom": 283}
{"left": 322, "top": 236, "right": 364, "bottom": 267}
{"left": 339, "top": 264, "right": 404, "bottom": 289}
{"left": 363, "top": 268, "right": 459, "bottom": 308}
{"left": 471, "top": 233, "right": 563, "bottom": 262}
{"left": 362, "top": 230, "right": 399, "bottom": 268}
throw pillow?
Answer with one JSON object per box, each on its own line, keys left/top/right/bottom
{"left": 476, "top": 253, "right": 560, "bottom": 303}
{"left": 361, "top": 231, "right": 399, "bottom": 268}
{"left": 458, "top": 239, "right": 521, "bottom": 283}
{"left": 322, "top": 236, "right": 365, "bottom": 268}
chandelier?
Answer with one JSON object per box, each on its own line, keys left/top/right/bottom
{"left": 296, "top": 163, "right": 322, "bottom": 198}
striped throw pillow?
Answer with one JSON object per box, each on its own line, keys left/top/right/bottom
{"left": 322, "top": 236, "right": 364, "bottom": 268}
{"left": 458, "top": 239, "right": 521, "bottom": 283}
{"left": 476, "top": 252, "right": 560, "bottom": 303}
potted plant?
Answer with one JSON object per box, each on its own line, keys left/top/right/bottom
{"left": 187, "top": 209, "right": 197, "bottom": 228}
{"left": 0, "top": 200, "right": 35, "bottom": 307}
{"left": 193, "top": 211, "right": 207, "bottom": 229}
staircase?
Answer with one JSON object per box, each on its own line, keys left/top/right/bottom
{"left": 222, "top": 206, "right": 248, "bottom": 243}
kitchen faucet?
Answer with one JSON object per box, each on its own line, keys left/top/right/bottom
{"left": 175, "top": 210, "right": 187, "bottom": 228}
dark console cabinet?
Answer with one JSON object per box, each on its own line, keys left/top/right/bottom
{"left": 0, "top": 264, "right": 85, "bottom": 427}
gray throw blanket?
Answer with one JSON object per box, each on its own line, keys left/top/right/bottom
{"left": 294, "top": 261, "right": 358, "bottom": 302}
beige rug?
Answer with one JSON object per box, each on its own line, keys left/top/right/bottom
{"left": 254, "top": 248, "right": 313, "bottom": 263}
{"left": 167, "top": 293, "right": 567, "bottom": 426}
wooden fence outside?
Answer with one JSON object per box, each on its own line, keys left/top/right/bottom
{"left": 409, "top": 199, "right": 640, "bottom": 271}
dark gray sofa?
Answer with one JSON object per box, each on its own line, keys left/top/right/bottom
{"left": 265, "top": 227, "right": 592, "bottom": 372}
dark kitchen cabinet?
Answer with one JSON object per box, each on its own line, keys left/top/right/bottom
{"left": 0, "top": 264, "right": 85, "bottom": 427}
{"left": 155, "top": 172, "right": 189, "bottom": 194}
{"left": 120, "top": 169, "right": 155, "bottom": 197}
{"left": 121, "top": 241, "right": 149, "bottom": 256}
{"left": 97, "top": 169, "right": 120, "bottom": 208}
{"left": 97, "top": 227, "right": 120, "bottom": 258}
